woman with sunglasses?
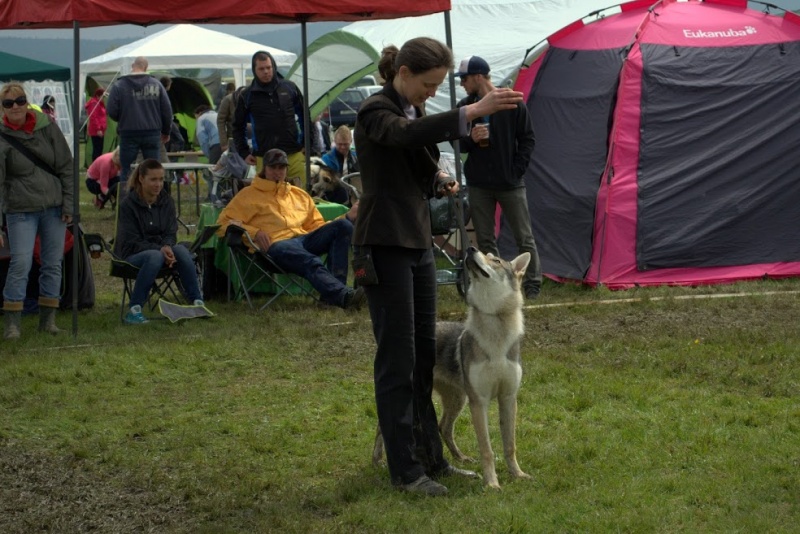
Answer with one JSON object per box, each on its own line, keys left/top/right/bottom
{"left": 0, "top": 82, "right": 74, "bottom": 340}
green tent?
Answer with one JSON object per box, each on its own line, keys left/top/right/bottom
{"left": 0, "top": 51, "right": 70, "bottom": 82}
{"left": 286, "top": 31, "right": 379, "bottom": 119}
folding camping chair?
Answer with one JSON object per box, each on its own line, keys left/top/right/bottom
{"left": 340, "top": 172, "right": 362, "bottom": 205}
{"left": 101, "top": 207, "right": 219, "bottom": 322}
{"left": 210, "top": 150, "right": 252, "bottom": 205}
{"left": 223, "top": 225, "right": 317, "bottom": 310}
{"left": 430, "top": 193, "right": 471, "bottom": 297}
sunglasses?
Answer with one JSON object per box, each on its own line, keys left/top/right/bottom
{"left": 2, "top": 96, "right": 27, "bottom": 109}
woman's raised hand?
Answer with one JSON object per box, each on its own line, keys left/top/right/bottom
{"left": 466, "top": 88, "right": 524, "bottom": 122}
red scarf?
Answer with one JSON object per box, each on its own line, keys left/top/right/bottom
{"left": 3, "top": 111, "right": 37, "bottom": 134}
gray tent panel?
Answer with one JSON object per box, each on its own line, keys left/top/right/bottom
{"left": 636, "top": 43, "right": 800, "bottom": 270}
{"left": 505, "top": 47, "right": 624, "bottom": 279}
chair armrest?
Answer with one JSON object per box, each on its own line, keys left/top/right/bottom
{"left": 224, "top": 224, "right": 247, "bottom": 248}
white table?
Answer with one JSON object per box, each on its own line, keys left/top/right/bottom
{"left": 161, "top": 162, "right": 215, "bottom": 219}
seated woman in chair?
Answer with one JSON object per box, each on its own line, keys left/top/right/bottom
{"left": 116, "top": 159, "right": 204, "bottom": 324}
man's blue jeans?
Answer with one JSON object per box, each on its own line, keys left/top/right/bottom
{"left": 119, "top": 132, "right": 162, "bottom": 183}
{"left": 3, "top": 207, "right": 66, "bottom": 304}
{"left": 267, "top": 218, "right": 353, "bottom": 306}
{"left": 126, "top": 244, "right": 202, "bottom": 308}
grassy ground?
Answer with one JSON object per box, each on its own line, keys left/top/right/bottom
{"left": 1, "top": 174, "right": 799, "bottom": 532}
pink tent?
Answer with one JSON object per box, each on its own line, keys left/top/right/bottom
{"left": 507, "top": 0, "right": 800, "bottom": 289}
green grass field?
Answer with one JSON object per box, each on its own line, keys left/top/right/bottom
{"left": 1, "top": 169, "right": 799, "bottom": 532}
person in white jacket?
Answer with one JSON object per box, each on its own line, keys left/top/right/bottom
{"left": 194, "top": 104, "right": 221, "bottom": 164}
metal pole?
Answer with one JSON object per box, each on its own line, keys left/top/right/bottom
{"left": 72, "top": 21, "right": 81, "bottom": 337}
{"left": 443, "top": 10, "right": 470, "bottom": 297}
{"left": 301, "top": 19, "right": 312, "bottom": 191}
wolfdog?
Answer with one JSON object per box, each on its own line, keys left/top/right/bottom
{"left": 372, "top": 247, "right": 532, "bottom": 489}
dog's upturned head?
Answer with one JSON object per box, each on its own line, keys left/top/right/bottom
{"left": 464, "top": 247, "right": 530, "bottom": 314}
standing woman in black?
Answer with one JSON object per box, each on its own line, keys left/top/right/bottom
{"left": 353, "top": 37, "right": 524, "bottom": 495}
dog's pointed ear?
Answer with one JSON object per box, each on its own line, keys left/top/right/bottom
{"left": 511, "top": 252, "right": 531, "bottom": 277}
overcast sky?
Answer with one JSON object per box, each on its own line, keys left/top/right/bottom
{"left": 1, "top": 0, "right": 799, "bottom": 40}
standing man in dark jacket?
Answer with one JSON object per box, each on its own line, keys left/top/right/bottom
{"left": 107, "top": 56, "right": 173, "bottom": 184}
{"left": 455, "top": 55, "right": 542, "bottom": 299}
{"left": 232, "top": 51, "right": 307, "bottom": 188}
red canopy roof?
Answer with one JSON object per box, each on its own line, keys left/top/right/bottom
{"left": 0, "top": 0, "right": 451, "bottom": 29}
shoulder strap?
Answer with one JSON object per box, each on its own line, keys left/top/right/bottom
{"left": 0, "top": 131, "right": 58, "bottom": 177}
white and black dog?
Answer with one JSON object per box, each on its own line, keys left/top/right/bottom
{"left": 373, "top": 247, "right": 532, "bottom": 489}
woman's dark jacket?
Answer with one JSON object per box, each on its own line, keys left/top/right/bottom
{"left": 116, "top": 188, "right": 178, "bottom": 260}
{"left": 353, "top": 83, "right": 461, "bottom": 250}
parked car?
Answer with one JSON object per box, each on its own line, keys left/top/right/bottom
{"left": 352, "top": 75, "right": 377, "bottom": 87}
{"left": 327, "top": 85, "right": 382, "bottom": 128}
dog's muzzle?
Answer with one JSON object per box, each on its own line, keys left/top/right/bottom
{"left": 464, "top": 247, "right": 490, "bottom": 278}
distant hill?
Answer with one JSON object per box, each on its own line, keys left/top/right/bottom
{"left": 0, "top": 22, "right": 346, "bottom": 74}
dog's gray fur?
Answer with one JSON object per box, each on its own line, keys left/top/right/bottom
{"left": 372, "top": 247, "right": 531, "bottom": 488}
{"left": 308, "top": 156, "right": 359, "bottom": 206}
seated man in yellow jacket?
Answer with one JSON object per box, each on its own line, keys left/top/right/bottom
{"left": 217, "top": 148, "right": 364, "bottom": 309}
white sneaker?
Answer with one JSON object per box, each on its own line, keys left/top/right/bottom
{"left": 193, "top": 299, "right": 205, "bottom": 307}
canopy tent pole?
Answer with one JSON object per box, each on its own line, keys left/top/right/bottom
{"left": 301, "top": 18, "right": 312, "bottom": 191}
{"left": 443, "top": 9, "right": 469, "bottom": 296}
{"left": 71, "top": 21, "right": 81, "bottom": 337}
{"left": 443, "top": 10, "right": 461, "bottom": 183}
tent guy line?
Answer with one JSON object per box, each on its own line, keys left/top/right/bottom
{"left": 526, "top": 290, "right": 800, "bottom": 311}
{"left": 323, "top": 289, "right": 800, "bottom": 328}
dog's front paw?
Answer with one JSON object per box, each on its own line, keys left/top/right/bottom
{"left": 511, "top": 470, "right": 532, "bottom": 481}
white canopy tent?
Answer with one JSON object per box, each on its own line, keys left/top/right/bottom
{"left": 79, "top": 24, "right": 297, "bottom": 96}
{"left": 288, "top": 0, "right": 614, "bottom": 117}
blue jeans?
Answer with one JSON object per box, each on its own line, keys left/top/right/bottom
{"left": 126, "top": 244, "right": 201, "bottom": 308}
{"left": 3, "top": 207, "right": 66, "bottom": 304}
{"left": 267, "top": 218, "right": 353, "bottom": 306}
{"left": 119, "top": 132, "right": 162, "bottom": 183}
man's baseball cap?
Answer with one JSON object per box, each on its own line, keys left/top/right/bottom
{"left": 264, "top": 148, "right": 289, "bottom": 167}
{"left": 455, "top": 56, "right": 491, "bottom": 78}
